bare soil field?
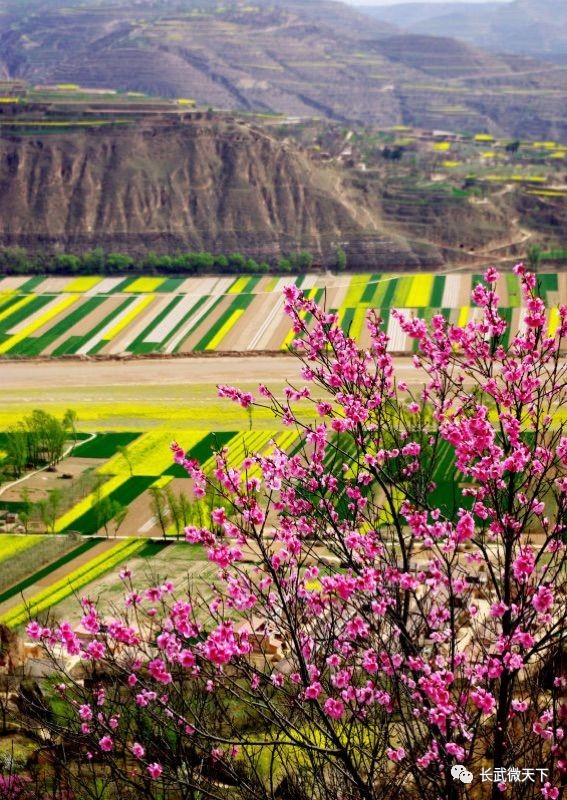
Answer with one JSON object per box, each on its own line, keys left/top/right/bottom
{"left": 0, "top": 457, "right": 104, "bottom": 504}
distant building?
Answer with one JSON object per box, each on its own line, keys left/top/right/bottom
{"left": 432, "top": 130, "right": 459, "bottom": 140}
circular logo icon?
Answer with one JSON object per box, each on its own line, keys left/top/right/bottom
{"left": 460, "top": 770, "right": 473, "bottom": 784}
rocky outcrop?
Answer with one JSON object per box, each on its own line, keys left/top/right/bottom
{"left": 0, "top": 118, "right": 437, "bottom": 268}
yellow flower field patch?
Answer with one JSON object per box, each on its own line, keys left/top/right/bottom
{"left": 123, "top": 277, "right": 165, "bottom": 293}
{"left": 0, "top": 294, "right": 80, "bottom": 354}
{"left": 64, "top": 277, "right": 102, "bottom": 292}
{"left": 102, "top": 295, "right": 156, "bottom": 341}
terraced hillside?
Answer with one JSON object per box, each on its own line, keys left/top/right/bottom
{"left": 0, "top": 271, "right": 563, "bottom": 357}
{"left": 1, "top": 0, "right": 566, "bottom": 138}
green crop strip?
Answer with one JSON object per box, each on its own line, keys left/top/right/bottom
{"left": 18, "top": 277, "right": 45, "bottom": 292}
{"left": 0, "top": 500, "right": 32, "bottom": 513}
{"left": 51, "top": 297, "right": 134, "bottom": 355}
{"left": 428, "top": 481, "right": 473, "bottom": 518}
{"left": 434, "top": 440, "right": 456, "bottom": 483}
{"left": 538, "top": 274, "right": 558, "bottom": 304}
{"left": 173, "top": 295, "right": 225, "bottom": 353}
{"left": 112, "top": 277, "right": 139, "bottom": 293}
{"left": 372, "top": 277, "right": 393, "bottom": 308}
{"left": 88, "top": 339, "right": 108, "bottom": 355}
{"left": 245, "top": 275, "right": 262, "bottom": 293}
{"left": 127, "top": 296, "right": 185, "bottom": 353}
{"left": 156, "top": 277, "right": 185, "bottom": 293}
{"left": 0, "top": 537, "right": 101, "bottom": 605}
{"left": 380, "top": 308, "right": 390, "bottom": 333}
{"left": 0, "top": 295, "right": 31, "bottom": 319}
{"left": 341, "top": 308, "right": 356, "bottom": 335}
{"left": 72, "top": 432, "right": 141, "bottom": 459}
{"left": 381, "top": 279, "right": 398, "bottom": 309}
{"left": 193, "top": 294, "right": 255, "bottom": 351}
{"left": 430, "top": 276, "right": 446, "bottom": 308}
{"left": 50, "top": 335, "right": 82, "bottom": 356}
{"left": 500, "top": 308, "right": 513, "bottom": 347}
{"left": 0, "top": 295, "right": 54, "bottom": 335}
{"left": 6, "top": 296, "right": 107, "bottom": 356}
{"left": 361, "top": 275, "right": 381, "bottom": 304}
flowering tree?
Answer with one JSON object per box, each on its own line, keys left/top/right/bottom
{"left": 28, "top": 265, "right": 566, "bottom": 800}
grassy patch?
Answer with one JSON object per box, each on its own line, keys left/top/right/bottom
{"left": 72, "top": 432, "right": 141, "bottom": 458}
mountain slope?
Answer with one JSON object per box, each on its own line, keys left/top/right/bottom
{"left": 359, "top": 0, "right": 567, "bottom": 63}
{"left": 372, "top": 34, "right": 513, "bottom": 78}
{"left": 0, "top": 0, "right": 566, "bottom": 137}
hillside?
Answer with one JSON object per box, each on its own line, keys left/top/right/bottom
{"left": 0, "top": 0, "right": 566, "bottom": 138}
{"left": 360, "top": 0, "right": 567, "bottom": 64}
{"left": 3, "top": 109, "right": 560, "bottom": 269}
{"left": 372, "top": 34, "right": 514, "bottom": 79}
{"left": 0, "top": 116, "right": 438, "bottom": 267}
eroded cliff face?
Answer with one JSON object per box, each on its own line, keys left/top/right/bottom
{"left": 0, "top": 119, "right": 439, "bottom": 268}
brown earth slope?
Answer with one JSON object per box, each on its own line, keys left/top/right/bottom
{"left": 0, "top": 117, "right": 442, "bottom": 267}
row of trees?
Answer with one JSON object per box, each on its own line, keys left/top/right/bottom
{"left": 0, "top": 247, "right": 348, "bottom": 276}
{"left": 21, "top": 265, "right": 567, "bottom": 799}
{"left": 148, "top": 476, "right": 228, "bottom": 540}
{"left": 2, "top": 409, "right": 78, "bottom": 480}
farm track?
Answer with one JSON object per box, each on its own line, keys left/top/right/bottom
{"left": 0, "top": 355, "right": 435, "bottom": 389}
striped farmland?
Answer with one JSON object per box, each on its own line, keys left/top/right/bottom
{"left": 0, "top": 272, "right": 562, "bottom": 357}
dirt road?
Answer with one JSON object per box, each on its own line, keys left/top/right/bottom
{"left": 0, "top": 355, "right": 426, "bottom": 389}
